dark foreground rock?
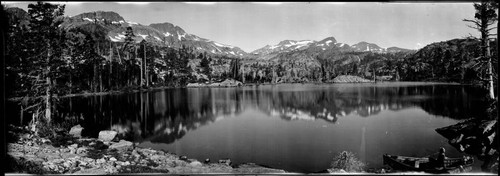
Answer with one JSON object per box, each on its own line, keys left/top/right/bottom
{"left": 436, "top": 119, "right": 498, "bottom": 173}
{"left": 6, "top": 126, "right": 285, "bottom": 174}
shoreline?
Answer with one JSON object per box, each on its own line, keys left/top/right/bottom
{"left": 6, "top": 81, "right": 478, "bottom": 102}
{"left": 6, "top": 125, "right": 288, "bottom": 174}
{"left": 6, "top": 124, "right": 406, "bottom": 174}
{"left": 6, "top": 119, "right": 496, "bottom": 174}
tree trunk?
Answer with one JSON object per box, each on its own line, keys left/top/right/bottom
{"left": 93, "top": 64, "right": 98, "bottom": 92}
{"left": 109, "top": 42, "right": 113, "bottom": 89}
{"left": 144, "top": 43, "right": 148, "bottom": 87}
{"left": 373, "top": 68, "right": 376, "bottom": 82}
{"left": 395, "top": 69, "right": 400, "bottom": 81}
{"left": 45, "top": 48, "right": 52, "bottom": 123}
{"left": 127, "top": 52, "right": 130, "bottom": 86}
{"left": 137, "top": 46, "right": 142, "bottom": 87}
{"left": 69, "top": 73, "right": 72, "bottom": 94}
{"left": 487, "top": 40, "right": 495, "bottom": 99}
{"left": 99, "top": 65, "right": 103, "bottom": 92}
{"left": 116, "top": 44, "right": 121, "bottom": 64}
{"left": 97, "top": 41, "right": 102, "bottom": 91}
{"left": 479, "top": 2, "right": 495, "bottom": 99}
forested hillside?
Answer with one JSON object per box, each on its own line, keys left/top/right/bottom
{"left": 4, "top": 3, "right": 497, "bottom": 99}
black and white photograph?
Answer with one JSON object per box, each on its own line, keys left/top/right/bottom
{"left": 1, "top": 1, "right": 498, "bottom": 175}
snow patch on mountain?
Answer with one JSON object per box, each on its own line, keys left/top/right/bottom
{"left": 325, "top": 40, "right": 333, "bottom": 45}
{"left": 138, "top": 34, "right": 148, "bottom": 39}
{"left": 213, "top": 42, "right": 234, "bottom": 48}
{"left": 109, "top": 33, "right": 126, "bottom": 42}
{"left": 127, "top": 21, "right": 138, "bottom": 25}
{"left": 109, "top": 36, "right": 120, "bottom": 42}
{"left": 83, "top": 17, "right": 94, "bottom": 22}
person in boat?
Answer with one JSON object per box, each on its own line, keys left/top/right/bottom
{"left": 436, "top": 147, "right": 446, "bottom": 168}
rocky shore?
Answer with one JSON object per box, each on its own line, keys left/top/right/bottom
{"left": 186, "top": 79, "right": 243, "bottom": 87}
{"left": 331, "top": 75, "right": 373, "bottom": 83}
{"left": 6, "top": 125, "right": 285, "bottom": 174}
{"left": 436, "top": 119, "right": 498, "bottom": 173}
{"left": 8, "top": 119, "right": 493, "bottom": 174}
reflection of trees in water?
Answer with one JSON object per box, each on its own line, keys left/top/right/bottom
{"left": 46, "top": 84, "right": 489, "bottom": 144}
{"left": 416, "top": 86, "right": 489, "bottom": 120}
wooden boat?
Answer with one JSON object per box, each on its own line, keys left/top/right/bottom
{"left": 383, "top": 154, "right": 474, "bottom": 173}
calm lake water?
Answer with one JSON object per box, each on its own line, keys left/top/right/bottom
{"left": 7, "top": 82, "right": 491, "bottom": 172}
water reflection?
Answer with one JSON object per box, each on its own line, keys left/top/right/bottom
{"left": 5, "top": 83, "right": 491, "bottom": 172}
{"left": 4, "top": 83, "right": 485, "bottom": 144}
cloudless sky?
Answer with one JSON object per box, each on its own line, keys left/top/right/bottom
{"left": 2, "top": 2, "right": 486, "bottom": 52}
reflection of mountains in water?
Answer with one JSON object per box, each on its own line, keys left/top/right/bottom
{"left": 51, "top": 84, "right": 489, "bottom": 144}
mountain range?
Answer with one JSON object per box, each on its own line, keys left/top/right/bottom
{"left": 59, "top": 10, "right": 413, "bottom": 59}
{"left": 61, "top": 11, "right": 248, "bottom": 57}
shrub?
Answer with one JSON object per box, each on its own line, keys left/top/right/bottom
{"left": 329, "top": 151, "right": 366, "bottom": 172}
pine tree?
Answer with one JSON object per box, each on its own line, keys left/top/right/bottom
{"left": 123, "top": 27, "right": 136, "bottom": 60}
{"left": 24, "top": 2, "right": 66, "bottom": 125}
{"left": 122, "top": 26, "right": 136, "bottom": 86}
{"left": 200, "top": 53, "right": 211, "bottom": 80}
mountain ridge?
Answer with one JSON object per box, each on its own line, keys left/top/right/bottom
{"left": 26, "top": 8, "right": 415, "bottom": 59}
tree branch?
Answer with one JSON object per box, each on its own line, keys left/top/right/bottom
{"left": 463, "top": 19, "right": 482, "bottom": 27}
{"left": 486, "top": 27, "right": 497, "bottom": 31}
{"left": 466, "top": 24, "right": 480, "bottom": 30}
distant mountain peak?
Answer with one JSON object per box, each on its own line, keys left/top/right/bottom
{"left": 319, "top": 37, "right": 337, "bottom": 43}
{"left": 149, "top": 22, "right": 186, "bottom": 34}
{"left": 73, "top": 11, "right": 125, "bottom": 22}
{"left": 278, "top": 40, "right": 295, "bottom": 45}
{"left": 63, "top": 10, "right": 248, "bottom": 57}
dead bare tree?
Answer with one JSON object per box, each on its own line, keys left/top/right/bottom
{"left": 463, "top": 1, "right": 498, "bottom": 99}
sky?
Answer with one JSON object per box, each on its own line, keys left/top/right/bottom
{"left": 2, "top": 1, "right": 487, "bottom": 52}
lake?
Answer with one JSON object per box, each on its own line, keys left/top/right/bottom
{"left": 6, "top": 82, "right": 491, "bottom": 172}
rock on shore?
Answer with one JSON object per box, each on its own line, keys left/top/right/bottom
{"left": 331, "top": 75, "right": 372, "bottom": 83}
{"left": 69, "top": 125, "right": 83, "bottom": 138}
{"left": 186, "top": 79, "right": 243, "bottom": 87}
{"left": 98, "top": 130, "right": 118, "bottom": 142}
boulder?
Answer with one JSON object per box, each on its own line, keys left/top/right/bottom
{"left": 108, "top": 140, "right": 133, "bottom": 151}
{"left": 187, "top": 79, "right": 243, "bottom": 87}
{"left": 76, "top": 147, "right": 88, "bottom": 154}
{"left": 98, "top": 130, "right": 117, "bottom": 142}
{"left": 179, "top": 155, "right": 188, "bottom": 161}
{"left": 186, "top": 83, "right": 204, "bottom": 87}
{"left": 218, "top": 159, "right": 231, "bottom": 166}
{"left": 332, "top": 75, "right": 371, "bottom": 83}
{"left": 96, "top": 158, "right": 106, "bottom": 164}
{"left": 69, "top": 125, "right": 84, "bottom": 138}
{"left": 189, "top": 161, "right": 202, "bottom": 167}
{"left": 219, "top": 79, "right": 243, "bottom": 87}
{"left": 481, "top": 120, "right": 497, "bottom": 135}
{"left": 68, "top": 144, "right": 78, "bottom": 149}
